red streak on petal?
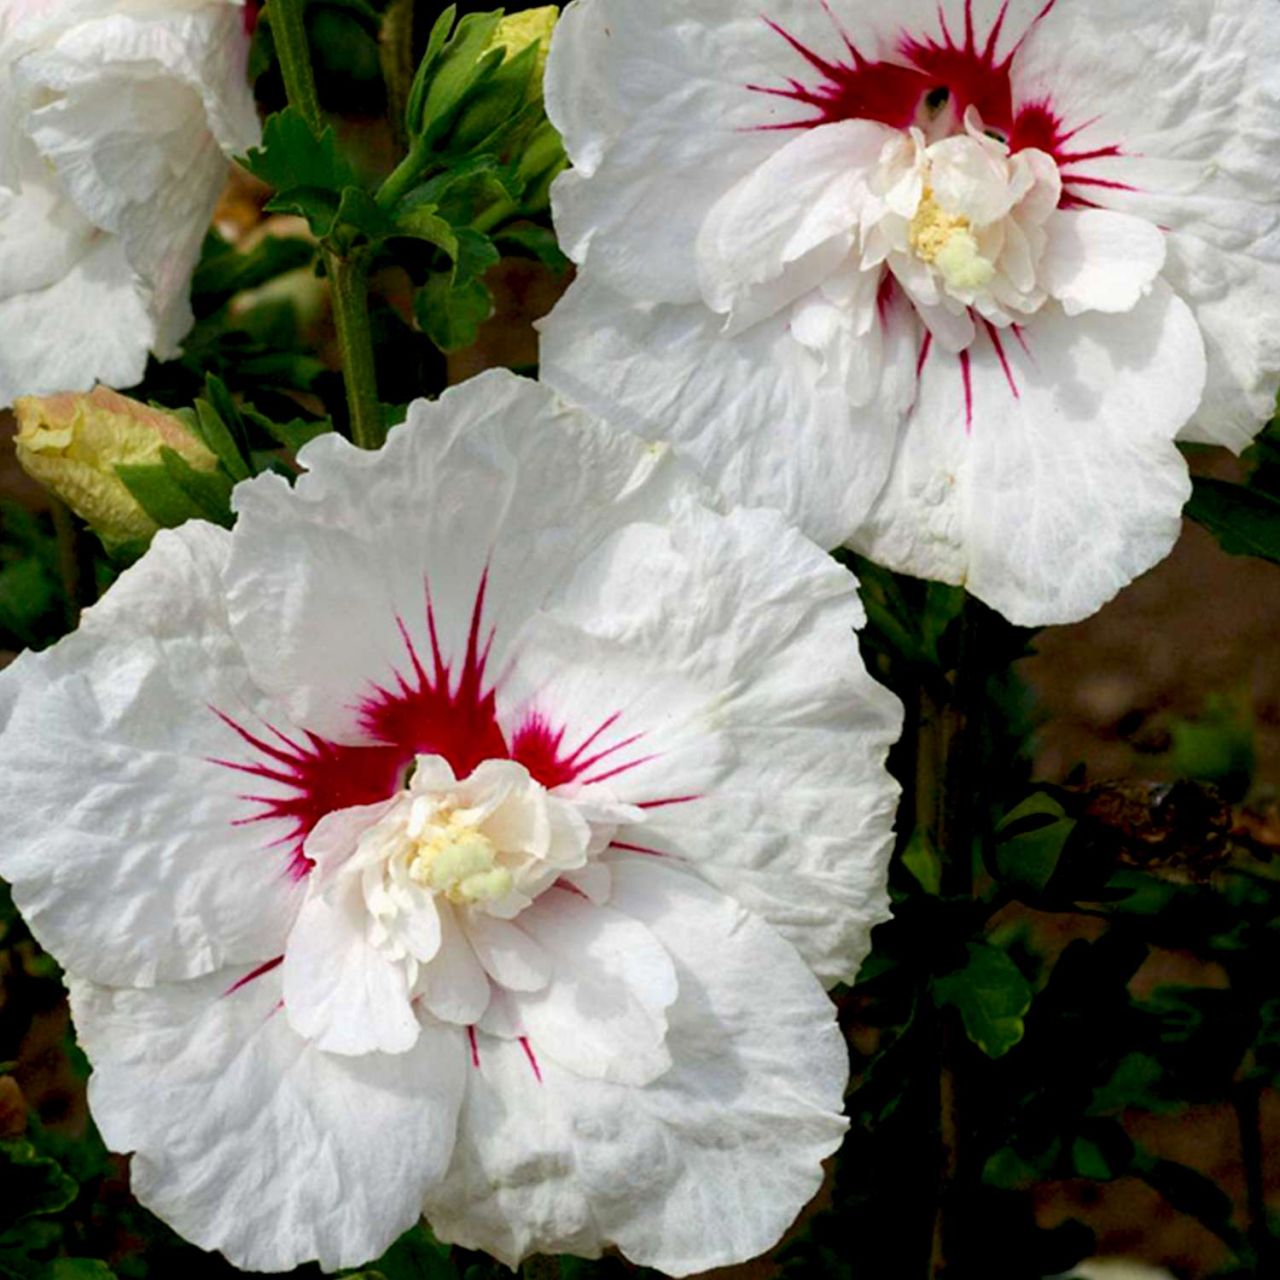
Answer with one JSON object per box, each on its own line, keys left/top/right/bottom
{"left": 1011, "top": 325, "right": 1033, "bottom": 358}
{"left": 211, "top": 711, "right": 405, "bottom": 878}
{"left": 916, "top": 330, "right": 934, "bottom": 381}
{"left": 242, "top": 1, "right": 260, "bottom": 36}
{"left": 637, "top": 794, "right": 701, "bottom": 810}
{"left": 223, "top": 955, "right": 283, "bottom": 997}
{"left": 959, "top": 350, "right": 974, "bottom": 433}
{"left": 556, "top": 878, "right": 590, "bottom": 898}
{"left": 609, "top": 841, "right": 670, "bottom": 858}
{"left": 518, "top": 1036, "right": 543, "bottom": 1083}
{"left": 982, "top": 319, "right": 1019, "bottom": 400}
{"left": 357, "top": 573, "right": 507, "bottom": 777}
{"left": 468, "top": 1026, "right": 481, "bottom": 1068}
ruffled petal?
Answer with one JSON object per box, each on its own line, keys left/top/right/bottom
{"left": 226, "top": 372, "right": 701, "bottom": 741}
{"left": 282, "top": 876, "right": 421, "bottom": 1056}
{"left": 539, "top": 275, "right": 907, "bottom": 550}
{"left": 0, "top": 522, "right": 305, "bottom": 985}
{"left": 1040, "top": 209, "right": 1166, "bottom": 316}
{"left": 424, "top": 861, "right": 848, "bottom": 1275}
{"left": 498, "top": 502, "right": 903, "bottom": 985}
{"left": 511, "top": 887, "right": 677, "bottom": 1086}
{"left": 1012, "top": 0, "right": 1280, "bottom": 445}
{"left": 70, "top": 967, "right": 467, "bottom": 1273}
{"left": 851, "top": 283, "right": 1205, "bottom": 625}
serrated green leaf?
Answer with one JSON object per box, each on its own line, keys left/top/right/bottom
{"left": 334, "top": 187, "right": 398, "bottom": 247}
{"left": 242, "top": 108, "right": 361, "bottom": 239}
{"left": 0, "top": 1141, "right": 77, "bottom": 1229}
{"left": 452, "top": 228, "right": 500, "bottom": 286}
{"left": 394, "top": 203, "right": 459, "bottom": 257}
{"left": 934, "top": 941, "right": 1033, "bottom": 1059}
{"left": 1186, "top": 476, "right": 1280, "bottom": 564}
{"left": 415, "top": 274, "right": 494, "bottom": 352}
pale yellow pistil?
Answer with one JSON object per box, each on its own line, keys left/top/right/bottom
{"left": 909, "top": 187, "right": 996, "bottom": 291}
{"left": 407, "top": 818, "right": 513, "bottom": 905}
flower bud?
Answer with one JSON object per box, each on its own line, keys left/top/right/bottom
{"left": 488, "top": 6, "right": 558, "bottom": 83}
{"left": 13, "top": 387, "right": 218, "bottom": 549}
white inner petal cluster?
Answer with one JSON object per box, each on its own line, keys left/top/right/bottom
{"left": 282, "top": 754, "right": 640, "bottom": 1056}
{"left": 859, "top": 111, "right": 1062, "bottom": 349}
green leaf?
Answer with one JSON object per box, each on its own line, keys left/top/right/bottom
{"left": 158, "top": 450, "right": 235, "bottom": 527}
{"left": 114, "top": 464, "right": 203, "bottom": 529}
{"left": 47, "top": 1262, "right": 116, "bottom": 1280}
{"left": 901, "top": 828, "right": 942, "bottom": 895}
{"left": 333, "top": 187, "right": 398, "bottom": 247}
{"left": 1186, "top": 476, "right": 1280, "bottom": 564}
{"left": 993, "top": 793, "right": 1076, "bottom": 895}
{"left": 393, "top": 202, "right": 460, "bottom": 256}
{"left": 452, "top": 228, "right": 500, "bottom": 285}
{"left": 0, "top": 1141, "right": 77, "bottom": 1229}
{"left": 494, "top": 223, "right": 570, "bottom": 272}
{"left": 240, "top": 406, "right": 332, "bottom": 454}
{"left": 414, "top": 273, "right": 494, "bottom": 352}
{"left": 193, "top": 402, "right": 251, "bottom": 483}
{"left": 934, "top": 941, "right": 1033, "bottom": 1059}
{"left": 241, "top": 108, "right": 361, "bottom": 239}
{"left": 191, "top": 232, "right": 315, "bottom": 311}
{"left": 359, "top": 1223, "right": 456, "bottom": 1280}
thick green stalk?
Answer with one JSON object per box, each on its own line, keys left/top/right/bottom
{"left": 269, "top": 0, "right": 385, "bottom": 450}
{"left": 328, "top": 253, "right": 384, "bottom": 451}
{"left": 267, "top": 0, "right": 322, "bottom": 134}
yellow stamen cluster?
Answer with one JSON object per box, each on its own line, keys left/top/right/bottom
{"left": 408, "top": 818, "right": 513, "bottom": 905}
{"left": 908, "top": 187, "right": 996, "bottom": 290}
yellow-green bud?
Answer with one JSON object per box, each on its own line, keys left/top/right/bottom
{"left": 488, "top": 6, "right": 558, "bottom": 82}
{"left": 13, "top": 386, "right": 217, "bottom": 548}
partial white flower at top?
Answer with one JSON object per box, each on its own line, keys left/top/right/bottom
{"left": 0, "top": 372, "right": 903, "bottom": 1275}
{"left": 538, "top": 0, "right": 1280, "bottom": 625}
{"left": 1055, "top": 1262, "right": 1176, "bottom": 1280}
{"left": 0, "top": 0, "right": 259, "bottom": 406}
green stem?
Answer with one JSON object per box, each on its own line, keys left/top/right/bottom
{"left": 328, "top": 252, "right": 384, "bottom": 451}
{"left": 269, "top": 0, "right": 384, "bottom": 449}
{"left": 376, "top": 138, "right": 433, "bottom": 212}
{"left": 268, "top": 0, "right": 322, "bottom": 134}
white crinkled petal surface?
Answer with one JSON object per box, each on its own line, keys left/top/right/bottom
{"left": 539, "top": 0, "right": 1280, "bottom": 626}
{"left": 0, "top": 372, "right": 903, "bottom": 1274}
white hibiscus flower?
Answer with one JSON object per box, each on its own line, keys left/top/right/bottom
{"left": 0, "top": 372, "right": 903, "bottom": 1274}
{"left": 539, "top": 0, "right": 1280, "bottom": 625}
{"left": 0, "top": 0, "right": 259, "bottom": 406}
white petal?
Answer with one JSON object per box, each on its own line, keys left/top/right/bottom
{"left": 0, "top": 522, "right": 305, "bottom": 985}
{"left": 418, "top": 901, "right": 492, "bottom": 1026}
{"left": 304, "top": 798, "right": 401, "bottom": 884}
{"left": 539, "top": 275, "right": 905, "bottom": 550}
{"left": 226, "top": 371, "right": 703, "bottom": 741}
{"left": 513, "top": 888, "right": 676, "bottom": 1086}
{"left": 696, "top": 120, "right": 891, "bottom": 328}
{"left": 282, "top": 876, "right": 421, "bottom": 1057}
{"left": 425, "top": 862, "right": 848, "bottom": 1275}
{"left": 70, "top": 967, "right": 466, "bottom": 1274}
{"left": 499, "top": 500, "right": 903, "bottom": 985}
{"left": 851, "top": 282, "right": 1206, "bottom": 625}
{"left": 0, "top": 233, "right": 151, "bottom": 404}
{"left": 1012, "top": 0, "right": 1280, "bottom": 444}
{"left": 465, "top": 915, "right": 551, "bottom": 993}
{"left": 546, "top": 0, "right": 794, "bottom": 302}
{"left": 1040, "top": 209, "right": 1166, "bottom": 316}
